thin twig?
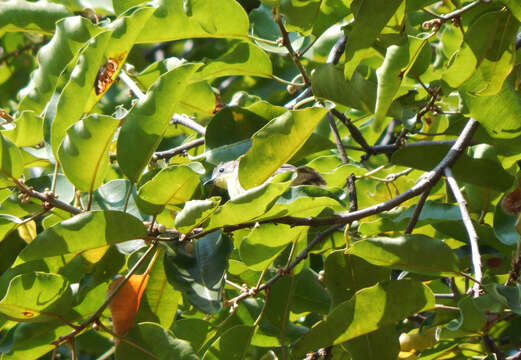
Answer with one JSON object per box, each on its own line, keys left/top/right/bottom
{"left": 331, "top": 109, "right": 374, "bottom": 154}
{"left": 14, "top": 179, "right": 82, "bottom": 215}
{"left": 95, "top": 346, "right": 115, "bottom": 360}
{"left": 153, "top": 138, "right": 205, "bottom": 161}
{"left": 427, "top": 0, "right": 482, "bottom": 21}
{"left": 51, "top": 243, "right": 158, "bottom": 346}
{"left": 404, "top": 189, "right": 430, "bottom": 234}
{"left": 274, "top": 12, "right": 311, "bottom": 86}
{"left": 188, "top": 119, "right": 479, "bottom": 239}
{"left": 444, "top": 167, "right": 482, "bottom": 298}
{"left": 347, "top": 174, "right": 357, "bottom": 212}
{"left": 327, "top": 112, "right": 348, "bottom": 163}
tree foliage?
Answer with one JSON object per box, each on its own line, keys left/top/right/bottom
{"left": 0, "top": 0, "right": 521, "bottom": 359}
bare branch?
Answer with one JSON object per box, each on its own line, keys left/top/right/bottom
{"left": 153, "top": 138, "right": 205, "bottom": 160}
{"left": 327, "top": 112, "right": 349, "bottom": 163}
{"left": 404, "top": 189, "right": 430, "bottom": 234}
{"left": 444, "top": 167, "right": 482, "bottom": 297}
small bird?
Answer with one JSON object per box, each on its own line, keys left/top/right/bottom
{"left": 205, "top": 160, "right": 326, "bottom": 199}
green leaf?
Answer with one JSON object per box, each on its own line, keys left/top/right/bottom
{"left": 291, "top": 268, "right": 331, "bottom": 315}
{"left": 2, "top": 111, "right": 43, "bottom": 147}
{"left": 279, "top": 0, "right": 322, "bottom": 35}
{"left": 391, "top": 143, "right": 514, "bottom": 191}
{"left": 113, "top": 0, "right": 148, "bottom": 15}
{"left": 117, "top": 63, "right": 202, "bottom": 183}
{"left": 50, "top": 30, "right": 113, "bottom": 156}
{"left": 194, "top": 41, "right": 272, "bottom": 81}
{"left": 163, "top": 231, "right": 232, "bottom": 314}
{"left": 374, "top": 39, "right": 409, "bottom": 130}
{"left": 79, "top": 179, "right": 147, "bottom": 220}
{"left": 58, "top": 114, "right": 119, "bottom": 192}
{"left": 312, "top": 64, "right": 377, "bottom": 113}
{"left": 204, "top": 102, "right": 285, "bottom": 164}
{"left": 115, "top": 322, "right": 199, "bottom": 360}
{"left": 443, "top": 8, "right": 518, "bottom": 96}
{"left": 51, "top": 6, "right": 155, "bottom": 157}
{"left": 324, "top": 250, "right": 391, "bottom": 307}
{"left": 203, "top": 325, "right": 255, "bottom": 360}
{"left": 312, "top": 0, "right": 352, "bottom": 37}
{"left": 175, "top": 197, "right": 222, "bottom": 234}
{"left": 344, "top": 0, "right": 405, "bottom": 79}
{"left": 0, "top": 134, "right": 23, "bottom": 188}
{"left": 238, "top": 107, "right": 328, "bottom": 189}
{"left": 137, "top": 163, "right": 203, "bottom": 214}
{"left": 293, "top": 280, "right": 434, "bottom": 357}
{"left": 343, "top": 326, "right": 400, "bottom": 360}
{"left": 0, "top": 0, "right": 73, "bottom": 35}
{"left": 493, "top": 194, "right": 520, "bottom": 246}
{"left": 262, "top": 276, "right": 308, "bottom": 343}
{"left": 135, "top": 247, "right": 181, "bottom": 329}
{"left": 0, "top": 320, "right": 71, "bottom": 360}
{"left": 136, "top": 0, "right": 249, "bottom": 43}
{"left": 0, "top": 214, "right": 20, "bottom": 243}
{"left": 347, "top": 235, "right": 460, "bottom": 276}
{"left": 17, "top": 16, "right": 100, "bottom": 113}
{"left": 240, "top": 224, "right": 306, "bottom": 271}
{"left": 259, "top": 186, "right": 344, "bottom": 219}
{"left": 19, "top": 210, "right": 147, "bottom": 261}
{"left": 502, "top": 0, "right": 521, "bottom": 21}
{"left": 205, "top": 181, "right": 291, "bottom": 230}
{"left": 172, "top": 318, "right": 209, "bottom": 352}
{"left": 0, "top": 272, "right": 72, "bottom": 322}
{"left": 460, "top": 78, "right": 521, "bottom": 139}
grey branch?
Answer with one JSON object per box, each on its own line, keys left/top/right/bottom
{"left": 444, "top": 167, "right": 482, "bottom": 297}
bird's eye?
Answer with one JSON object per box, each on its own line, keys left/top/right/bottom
{"left": 218, "top": 167, "right": 225, "bottom": 173}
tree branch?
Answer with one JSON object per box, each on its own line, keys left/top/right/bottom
{"left": 189, "top": 119, "right": 479, "bottom": 239}
{"left": 327, "top": 112, "right": 349, "bottom": 163}
{"left": 404, "top": 189, "right": 430, "bottom": 234}
{"left": 274, "top": 12, "right": 311, "bottom": 86}
{"left": 14, "top": 179, "right": 82, "bottom": 215}
{"left": 153, "top": 138, "right": 205, "bottom": 160}
{"left": 444, "top": 167, "right": 482, "bottom": 297}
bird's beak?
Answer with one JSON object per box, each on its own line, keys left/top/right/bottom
{"left": 203, "top": 175, "right": 216, "bottom": 186}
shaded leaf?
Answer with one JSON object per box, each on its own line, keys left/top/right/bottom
{"left": 203, "top": 325, "right": 255, "bottom": 360}
{"left": 163, "top": 231, "right": 232, "bottom": 314}
{"left": 115, "top": 322, "right": 198, "bottom": 360}
{"left": 324, "top": 250, "right": 391, "bottom": 307}
{"left": 293, "top": 280, "right": 434, "bottom": 357}
{"left": 346, "top": 235, "right": 460, "bottom": 276}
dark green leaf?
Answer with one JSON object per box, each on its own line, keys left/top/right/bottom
{"left": 163, "top": 231, "right": 232, "bottom": 314}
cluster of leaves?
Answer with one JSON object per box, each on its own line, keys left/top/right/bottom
{"left": 1, "top": 0, "right": 521, "bottom": 359}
